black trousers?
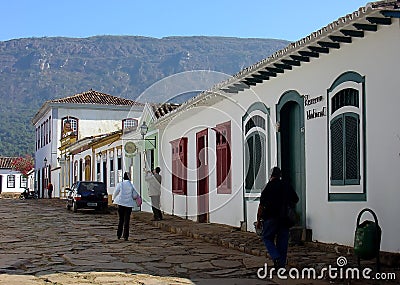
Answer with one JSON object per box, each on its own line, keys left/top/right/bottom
{"left": 117, "top": 205, "right": 132, "bottom": 240}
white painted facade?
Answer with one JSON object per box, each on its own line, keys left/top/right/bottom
{"left": 32, "top": 98, "right": 143, "bottom": 198}
{"left": 0, "top": 170, "right": 29, "bottom": 194}
{"left": 68, "top": 137, "right": 124, "bottom": 195}
{"left": 157, "top": 93, "right": 263, "bottom": 227}
{"left": 155, "top": 6, "right": 400, "bottom": 253}
{"left": 243, "top": 20, "right": 400, "bottom": 253}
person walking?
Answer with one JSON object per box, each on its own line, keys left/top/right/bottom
{"left": 112, "top": 172, "right": 140, "bottom": 241}
{"left": 256, "top": 167, "right": 299, "bottom": 268}
{"left": 47, "top": 183, "right": 53, "bottom": 199}
{"left": 145, "top": 166, "right": 163, "bottom": 221}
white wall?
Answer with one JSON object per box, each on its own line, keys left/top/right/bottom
{"left": 155, "top": 18, "right": 400, "bottom": 253}
{"left": 241, "top": 20, "right": 400, "bottom": 252}
{"left": 158, "top": 90, "right": 266, "bottom": 227}
{"left": 34, "top": 104, "right": 142, "bottom": 198}
{"left": 0, "top": 170, "right": 27, "bottom": 193}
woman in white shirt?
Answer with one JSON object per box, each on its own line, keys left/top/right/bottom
{"left": 112, "top": 172, "right": 140, "bottom": 241}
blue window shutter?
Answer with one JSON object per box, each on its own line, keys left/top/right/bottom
{"left": 245, "top": 136, "right": 254, "bottom": 191}
{"left": 331, "top": 115, "right": 344, "bottom": 185}
{"left": 344, "top": 113, "right": 360, "bottom": 185}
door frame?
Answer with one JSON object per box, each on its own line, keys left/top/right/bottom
{"left": 196, "top": 128, "right": 209, "bottom": 223}
{"left": 276, "top": 90, "right": 306, "bottom": 227}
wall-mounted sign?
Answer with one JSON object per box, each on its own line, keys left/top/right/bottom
{"left": 303, "top": 94, "right": 326, "bottom": 120}
{"left": 307, "top": 107, "right": 327, "bottom": 120}
{"left": 304, "top": 95, "right": 323, "bottom": 106}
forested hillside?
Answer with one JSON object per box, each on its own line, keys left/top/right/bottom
{"left": 0, "top": 36, "right": 290, "bottom": 156}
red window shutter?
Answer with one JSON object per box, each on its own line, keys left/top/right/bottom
{"left": 217, "top": 147, "right": 223, "bottom": 187}
{"left": 170, "top": 137, "right": 188, "bottom": 195}
{"left": 179, "top": 137, "right": 188, "bottom": 195}
{"left": 214, "top": 121, "right": 231, "bottom": 194}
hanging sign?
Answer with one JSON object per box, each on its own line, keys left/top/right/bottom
{"left": 124, "top": 142, "right": 137, "bottom": 154}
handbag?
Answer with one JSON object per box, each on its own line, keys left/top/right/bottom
{"left": 136, "top": 196, "right": 142, "bottom": 207}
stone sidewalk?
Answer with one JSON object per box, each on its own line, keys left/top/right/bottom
{"left": 131, "top": 209, "right": 400, "bottom": 284}
{"left": 0, "top": 198, "right": 398, "bottom": 284}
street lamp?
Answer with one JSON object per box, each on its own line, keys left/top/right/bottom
{"left": 139, "top": 121, "right": 156, "bottom": 148}
{"left": 140, "top": 121, "right": 149, "bottom": 139}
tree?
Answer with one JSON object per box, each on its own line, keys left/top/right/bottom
{"left": 11, "top": 155, "right": 34, "bottom": 177}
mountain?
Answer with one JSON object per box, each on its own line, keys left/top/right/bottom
{"left": 0, "top": 36, "right": 290, "bottom": 156}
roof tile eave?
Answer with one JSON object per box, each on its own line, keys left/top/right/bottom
{"left": 154, "top": 1, "right": 399, "bottom": 125}
{"left": 217, "top": 5, "right": 373, "bottom": 88}
{"left": 0, "top": 157, "right": 17, "bottom": 169}
{"left": 48, "top": 90, "right": 142, "bottom": 107}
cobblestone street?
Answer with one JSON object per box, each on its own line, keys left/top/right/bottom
{"left": 0, "top": 198, "right": 398, "bottom": 284}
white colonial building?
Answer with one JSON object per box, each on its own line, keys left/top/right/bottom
{"left": 31, "top": 89, "right": 143, "bottom": 198}
{"left": 153, "top": 1, "right": 400, "bottom": 253}
{"left": 0, "top": 157, "right": 33, "bottom": 195}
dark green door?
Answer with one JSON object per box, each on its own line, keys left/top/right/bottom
{"left": 277, "top": 92, "right": 305, "bottom": 227}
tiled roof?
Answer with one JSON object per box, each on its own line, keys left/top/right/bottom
{"left": 155, "top": 0, "right": 400, "bottom": 123}
{"left": 213, "top": 0, "right": 400, "bottom": 91}
{"left": 152, "top": 103, "right": 181, "bottom": 119}
{"left": 0, "top": 157, "right": 16, "bottom": 169}
{"left": 49, "top": 89, "right": 143, "bottom": 106}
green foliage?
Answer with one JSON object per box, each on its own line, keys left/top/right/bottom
{"left": 0, "top": 36, "right": 290, "bottom": 156}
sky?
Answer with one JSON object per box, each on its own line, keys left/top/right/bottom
{"left": 1, "top": 0, "right": 370, "bottom": 42}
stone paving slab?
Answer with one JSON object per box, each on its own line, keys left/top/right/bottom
{"left": 0, "top": 198, "right": 398, "bottom": 284}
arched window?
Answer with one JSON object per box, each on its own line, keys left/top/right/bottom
{"left": 328, "top": 71, "right": 365, "bottom": 201}
{"left": 245, "top": 115, "right": 265, "bottom": 134}
{"left": 85, "top": 156, "right": 91, "bottom": 181}
{"left": 331, "top": 88, "right": 359, "bottom": 114}
{"left": 242, "top": 102, "right": 270, "bottom": 194}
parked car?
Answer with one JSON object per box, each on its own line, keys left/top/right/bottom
{"left": 66, "top": 181, "right": 108, "bottom": 212}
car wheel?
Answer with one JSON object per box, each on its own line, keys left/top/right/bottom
{"left": 72, "top": 201, "right": 77, "bottom": 213}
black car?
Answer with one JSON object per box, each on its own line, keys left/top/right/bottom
{"left": 66, "top": 181, "right": 108, "bottom": 212}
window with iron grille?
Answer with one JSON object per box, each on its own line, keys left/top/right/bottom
{"left": 122, "top": 118, "right": 138, "bottom": 130}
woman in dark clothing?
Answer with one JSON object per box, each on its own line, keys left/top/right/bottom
{"left": 256, "top": 167, "right": 299, "bottom": 268}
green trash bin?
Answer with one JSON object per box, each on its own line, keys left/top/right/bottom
{"left": 354, "top": 208, "right": 381, "bottom": 270}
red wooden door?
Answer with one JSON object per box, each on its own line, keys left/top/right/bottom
{"left": 196, "top": 129, "right": 209, "bottom": 223}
